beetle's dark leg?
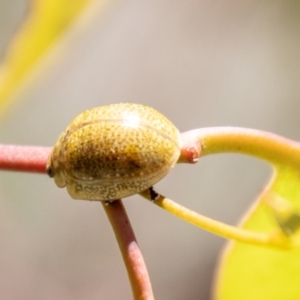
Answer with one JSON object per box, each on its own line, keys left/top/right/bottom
{"left": 149, "top": 186, "right": 160, "bottom": 201}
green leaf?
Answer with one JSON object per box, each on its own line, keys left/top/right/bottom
{"left": 214, "top": 166, "right": 300, "bottom": 300}
{"left": 0, "top": 0, "right": 110, "bottom": 115}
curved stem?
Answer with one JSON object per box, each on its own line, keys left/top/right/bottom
{"left": 181, "top": 127, "right": 300, "bottom": 167}
{"left": 139, "top": 190, "right": 291, "bottom": 249}
{"left": 176, "top": 127, "right": 300, "bottom": 248}
{"left": 101, "top": 200, "right": 154, "bottom": 300}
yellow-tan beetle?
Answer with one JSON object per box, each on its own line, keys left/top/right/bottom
{"left": 47, "top": 103, "right": 182, "bottom": 201}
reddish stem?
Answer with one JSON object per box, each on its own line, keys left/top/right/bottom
{"left": 0, "top": 144, "right": 153, "bottom": 299}
{"left": 0, "top": 145, "right": 51, "bottom": 173}
{"left": 101, "top": 200, "right": 154, "bottom": 300}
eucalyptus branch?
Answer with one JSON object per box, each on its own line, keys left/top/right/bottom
{"left": 171, "top": 127, "right": 300, "bottom": 248}
{"left": 101, "top": 200, "right": 154, "bottom": 300}
{"left": 181, "top": 127, "right": 300, "bottom": 167}
{"left": 0, "top": 145, "right": 51, "bottom": 173}
{"left": 0, "top": 125, "right": 299, "bottom": 297}
{"left": 0, "top": 144, "right": 153, "bottom": 299}
{"left": 139, "top": 189, "right": 290, "bottom": 249}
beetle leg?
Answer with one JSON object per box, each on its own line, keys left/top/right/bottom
{"left": 148, "top": 187, "right": 160, "bottom": 201}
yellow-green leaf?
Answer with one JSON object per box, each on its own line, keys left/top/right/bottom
{"left": 214, "top": 166, "right": 300, "bottom": 300}
{"left": 0, "top": 0, "right": 109, "bottom": 115}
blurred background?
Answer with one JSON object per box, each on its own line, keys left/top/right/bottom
{"left": 0, "top": 0, "right": 300, "bottom": 299}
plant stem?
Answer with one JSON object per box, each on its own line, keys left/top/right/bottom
{"left": 181, "top": 127, "right": 300, "bottom": 167}
{"left": 0, "top": 144, "right": 51, "bottom": 173}
{"left": 101, "top": 200, "right": 154, "bottom": 300}
{"left": 0, "top": 145, "right": 154, "bottom": 298}
{"left": 140, "top": 190, "right": 290, "bottom": 249}
{"left": 143, "top": 127, "right": 300, "bottom": 249}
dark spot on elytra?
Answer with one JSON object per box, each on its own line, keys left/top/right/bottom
{"left": 128, "top": 159, "right": 142, "bottom": 169}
